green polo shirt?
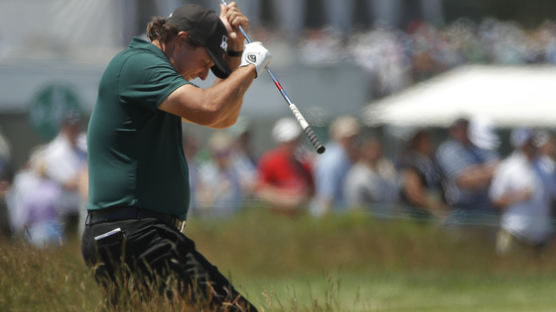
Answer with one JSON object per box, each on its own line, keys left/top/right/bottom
{"left": 87, "top": 37, "right": 190, "bottom": 220}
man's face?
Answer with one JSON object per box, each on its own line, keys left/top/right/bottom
{"left": 342, "top": 135, "right": 360, "bottom": 161}
{"left": 172, "top": 32, "right": 215, "bottom": 81}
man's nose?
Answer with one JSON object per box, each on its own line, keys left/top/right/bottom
{"left": 199, "top": 69, "right": 209, "bottom": 80}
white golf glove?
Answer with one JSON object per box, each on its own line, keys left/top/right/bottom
{"left": 240, "top": 41, "right": 272, "bottom": 78}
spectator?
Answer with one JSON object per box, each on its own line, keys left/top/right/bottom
{"left": 6, "top": 159, "right": 36, "bottom": 237}
{"left": 0, "top": 129, "right": 12, "bottom": 237}
{"left": 399, "top": 129, "right": 448, "bottom": 219}
{"left": 536, "top": 130, "right": 556, "bottom": 219}
{"left": 310, "top": 115, "right": 360, "bottom": 216}
{"left": 537, "top": 130, "right": 556, "bottom": 162}
{"left": 43, "top": 111, "right": 87, "bottom": 236}
{"left": 255, "top": 118, "right": 314, "bottom": 215}
{"left": 196, "top": 132, "right": 243, "bottom": 218}
{"left": 0, "top": 128, "right": 10, "bottom": 180}
{"left": 436, "top": 117, "right": 500, "bottom": 224}
{"left": 490, "top": 128, "right": 555, "bottom": 254}
{"left": 344, "top": 136, "right": 397, "bottom": 213}
{"left": 10, "top": 148, "right": 63, "bottom": 247}
{"left": 227, "top": 118, "right": 258, "bottom": 201}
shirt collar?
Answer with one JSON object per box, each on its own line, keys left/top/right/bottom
{"left": 129, "top": 37, "right": 168, "bottom": 60}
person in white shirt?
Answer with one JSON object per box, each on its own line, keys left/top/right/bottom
{"left": 43, "top": 112, "right": 88, "bottom": 236}
{"left": 489, "top": 128, "right": 555, "bottom": 255}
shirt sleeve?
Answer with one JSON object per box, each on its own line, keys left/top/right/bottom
{"left": 314, "top": 156, "right": 342, "bottom": 200}
{"left": 489, "top": 162, "right": 510, "bottom": 202}
{"left": 256, "top": 154, "right": 274, "bottom": 186}
{"left": 119, "top": 53, "right": 189, "bottom": 110}
{"left": 437, "top": 143, "right": 471, "bottom": 179}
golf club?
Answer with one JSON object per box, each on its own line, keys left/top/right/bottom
{"left": 220, "top": 0, "right": 326, "bottom": 154}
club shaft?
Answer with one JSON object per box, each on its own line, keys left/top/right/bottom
{"left": 232, "top": 24, "right": 296, "bottom": 107}
{"left": 219, "top": 0, "right": 325, "bottom": 154}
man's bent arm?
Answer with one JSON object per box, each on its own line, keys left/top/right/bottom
{"left": 207, "top": 53, "right": 245, "bottom": 128}
{"left": 159, "top": 65, "right": 255, "bottom": 128}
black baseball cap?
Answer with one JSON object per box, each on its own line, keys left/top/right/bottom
{"left": 168, "top": 4, "right": 231, "bottom": 79}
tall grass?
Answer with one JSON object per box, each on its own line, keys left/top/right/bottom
{"left": 2, "top": 208, "right": 556, "bottom": 311}
{"left": 0, "top": 237, "right": 101, "bottom": 311}
{"left": 188, "top": 208, "right": 556, "bottom": 276}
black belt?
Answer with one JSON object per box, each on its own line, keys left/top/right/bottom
{"left": 86, "top": 206, "right": 184, "bottom": 230}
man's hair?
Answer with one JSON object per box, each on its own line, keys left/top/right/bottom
{"left": 146, "top": 17, "right": 202, "bottom": 47}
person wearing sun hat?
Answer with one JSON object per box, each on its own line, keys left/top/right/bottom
{"left": 82, "top": 2, "right": 268, "bottom": 310}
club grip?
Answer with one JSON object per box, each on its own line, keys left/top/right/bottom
{"left": 304, "top": 126, "right": 326, "bottom": 154}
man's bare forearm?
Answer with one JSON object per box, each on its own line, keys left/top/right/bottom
{"left": 206, "top": 65, "right": 255, "bottom": 128}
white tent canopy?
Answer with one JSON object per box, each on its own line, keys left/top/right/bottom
{"left": 363, "top": 65, "right": 556, "bottom": 128}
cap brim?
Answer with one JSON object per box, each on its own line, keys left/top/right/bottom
{"left": 207, "top": 46, "right": 231, "bottom": 79}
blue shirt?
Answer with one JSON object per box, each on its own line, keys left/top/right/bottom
{"left": 436, "top": 139, "right": 498, "bottom": 211}
{"left": 311, "top": 142, "right": 352, "bottom": 214}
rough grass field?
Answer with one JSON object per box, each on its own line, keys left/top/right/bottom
{"left": 2, "top": 208, "right": 556, "bottom": 311}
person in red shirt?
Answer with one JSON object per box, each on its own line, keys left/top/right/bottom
{"left": 255, "top": 118, "right": 314, "bottom": 215}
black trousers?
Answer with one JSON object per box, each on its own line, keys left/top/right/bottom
{"left": 81, "top": 218, "right": 257, "bottom": 311}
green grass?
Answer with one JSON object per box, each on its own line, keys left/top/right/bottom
{"left": 2, "top": 208, "right": 556, "bottom": 311}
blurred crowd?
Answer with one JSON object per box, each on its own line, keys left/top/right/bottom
{"left": 0, "top": 112, "right": 88, "bottom": 248}
{"left": 296, "top": 18, "right": 556, "bottom": 98}
{"left": 1, "top": 113, "right": 556, "bottom": 256}
{"left": 183, "top": 115, "right": 556, "bottom": 256}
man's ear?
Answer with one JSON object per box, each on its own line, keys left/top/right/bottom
{"left": 176, "top": 30, "right": 189, "bottom": 40}
{"left": 175, "top": 31, "right": 192, "bottom": 49}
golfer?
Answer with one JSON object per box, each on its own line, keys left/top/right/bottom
{"left": 81, "top": 2, "right": 270, "bottom": 311}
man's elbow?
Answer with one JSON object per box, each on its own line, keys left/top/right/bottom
{"left": 190, "top": 100, "right": 223, "bottom": 126}
{"left": 208, "top": 122, "right": 232, "bottom": 129}
{"left": 207, "top": 114, "right": 239, "bottom": 129}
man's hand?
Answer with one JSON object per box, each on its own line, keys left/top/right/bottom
{"left": 240, "top": 42, "right": 271, "bottom": 78}
{"left": 219, "top": 2, "right": 248, "bottom": 51}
